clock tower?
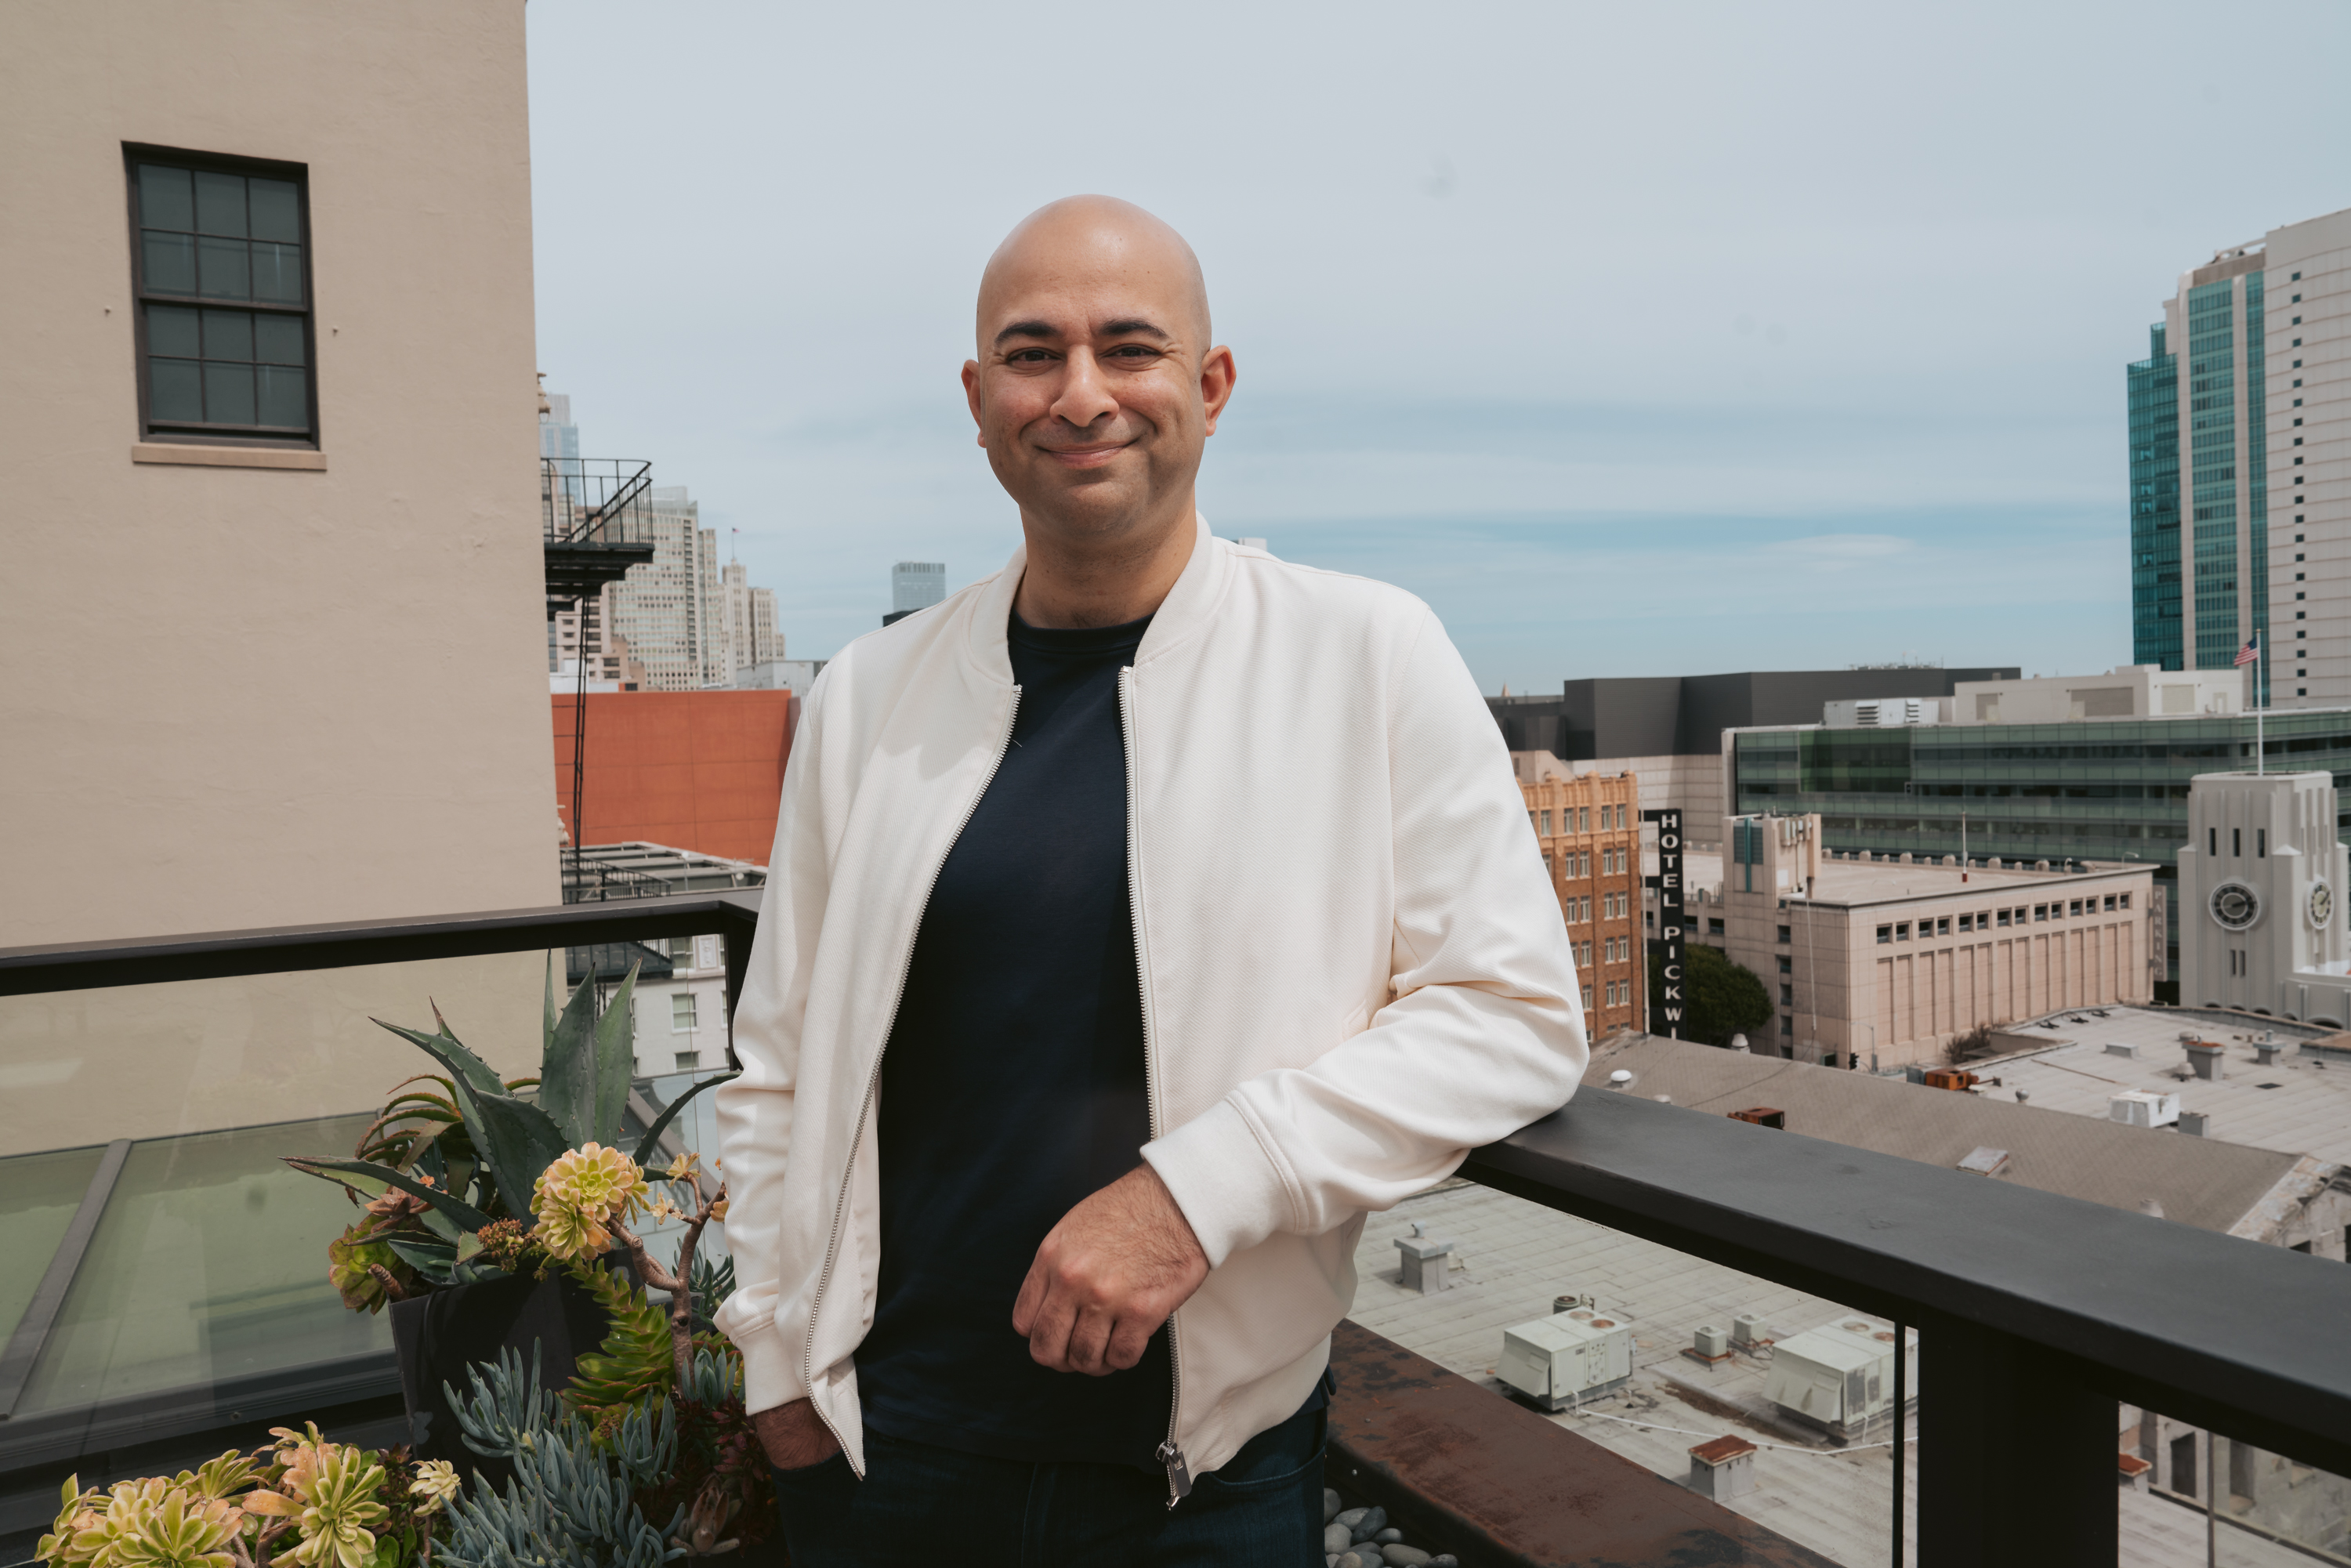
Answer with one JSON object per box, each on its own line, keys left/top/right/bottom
{"left": 2179, "top": 771, "right": 2349, "bottom": 1017}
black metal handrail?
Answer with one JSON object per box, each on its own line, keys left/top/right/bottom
{"left": 7, "top": 895, "right": 2349, "bottom": 1565}
{"left": 541, "top": 457, "right": 654, "bottom": 549}
{"left": 0, "top": 893, "right": 763, "bottom": 1000}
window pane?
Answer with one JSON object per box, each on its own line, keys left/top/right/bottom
{"left": 193, "top": 169, "right": 246, "bottom": 237}
{"left": 250, "top": 242, "right": 302, "bottom": 304}
{"left": 196, "top": 236, "right": 250, "bottom": 299}
{"left": 148, "top": 358, "right": 204, "bottom": 422}
{"left": 248, "top": 179, "right": 299, "bottom": 242}
{"left": 252, "top": 313, "right": 305, "bottom": 366}
{"left": 145, "top": 303, "right": 201, "bottom": 359}
{"left": 255, "top": 364, "right": 307, "bottom": 429}
{"left": 136, "top": 165, "right": 194, "bottom": 231}
{"left": 202, "top": 362, "right": 255, "bottom": 425}
{"left": 201, "top": 308, "right": 253, "bottom": 363}
{"left": 141, "top": 230, "right": 196, "bottom": 294}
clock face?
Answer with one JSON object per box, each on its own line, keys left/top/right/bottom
{"left": 2210, "top": 881, "right": 2261, "bottom": 932}
{"left": 2313, "top": 882, "right": 2335, "bottom": 930}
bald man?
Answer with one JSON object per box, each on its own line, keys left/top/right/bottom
{"left": 714, "top": 197, "right": 1586, "bottom": 1565}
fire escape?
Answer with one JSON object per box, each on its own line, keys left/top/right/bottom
{"left": 545, "top": 456, "right": 655, "bottom": 894}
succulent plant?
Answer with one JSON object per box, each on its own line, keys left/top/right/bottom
{"left": 287, "top": 960, "right": 734, "bottom": 1299}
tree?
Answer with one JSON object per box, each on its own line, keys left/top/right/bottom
{"left": 1647, "top": 943, "right": 1773, "bottom": 1047}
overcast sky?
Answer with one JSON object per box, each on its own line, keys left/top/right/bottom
{"left": 527, "top": 0, "right": 2348, "bottom": 693}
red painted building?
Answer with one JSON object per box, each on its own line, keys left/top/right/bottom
{"left": 552, "top": 690, "right": 796, "bottom": 866}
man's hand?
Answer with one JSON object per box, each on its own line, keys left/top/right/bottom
{"left": 752, "top": 1398, "right": 842, "bottom": 1471}
{"left": 1012, "top": 1164, "right": 1210, "bottom": 1375}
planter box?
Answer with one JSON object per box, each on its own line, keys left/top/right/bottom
{"left": 389, "top": 1272, "right": 610, "bottom": 1485}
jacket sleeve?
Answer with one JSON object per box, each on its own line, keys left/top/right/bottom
{"left": 712, "top": 675, "right": 833, "bottom": 1412}
{"left": 1143, "top": 608, "right": 1587, "bottom": 1268}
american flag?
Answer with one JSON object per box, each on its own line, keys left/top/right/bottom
{"left": 2235, "top": 634, "right": 2260, "bottom": 668}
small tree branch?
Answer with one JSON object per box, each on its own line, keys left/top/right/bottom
{"left": 610, "top": 1182, "right": 724, "bottom": 1392}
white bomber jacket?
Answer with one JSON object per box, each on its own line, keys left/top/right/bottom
{"left": 713, "top": 516, "right": 1586, "bottom": 1494}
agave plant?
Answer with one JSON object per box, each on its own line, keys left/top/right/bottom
{"left": 288, "top": 959, "right": 734, "bottom": 1302}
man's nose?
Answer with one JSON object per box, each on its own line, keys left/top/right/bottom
{"left": 1049, "top": 349, "right": 1118, "bottom": 432}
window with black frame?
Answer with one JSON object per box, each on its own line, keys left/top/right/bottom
{"left": 127, "top": 150, "right": 315, "bottom": 443}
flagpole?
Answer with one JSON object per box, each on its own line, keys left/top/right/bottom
{"left": 2257, "top": 634, "right": 2265, "bottom": 777}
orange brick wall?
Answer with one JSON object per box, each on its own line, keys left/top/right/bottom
{"left": 552, "top": 690, "right": 796, "bottom": 866}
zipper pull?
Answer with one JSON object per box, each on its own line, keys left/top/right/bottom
{"left": 1156, "top": 1439, "right": 1193, "bottom": 1506}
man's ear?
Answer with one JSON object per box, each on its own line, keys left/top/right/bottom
{"left": 1199, "top": 346, "right": 1237, "bottom": 437}
{"left": 962, "top": 360, "right": 987, "bottom": 447}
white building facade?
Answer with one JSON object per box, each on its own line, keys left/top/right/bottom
{"left": 2178, "top": 770, "right": 2351, "bottom": 1022}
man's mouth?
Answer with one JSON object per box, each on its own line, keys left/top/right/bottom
{"left": 1040, "top": 441, "right": 1130, "bottom": 470}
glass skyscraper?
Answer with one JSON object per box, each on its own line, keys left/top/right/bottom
{"left": 2132, "top": 253, "right": 2270, "bottom": 704}
{"left": 2131, "top": 206, "right": 2350, "bottom": 706}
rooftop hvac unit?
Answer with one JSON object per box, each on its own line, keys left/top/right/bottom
{"left": 2108, "top": 1090, "right": 2181, "bottom": 1129}
{"left": 1498, "top": 1306, "right": 1636, "bottom": 1411}
{"left": 1768, "top": 1326, "right": 1909, "bottom": 1448}
{"left": 1762, "top": 1320, "right": 1918, "bottom": 1445}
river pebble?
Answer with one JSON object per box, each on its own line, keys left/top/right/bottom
{"left": 1324, "top": 1489, "right": 1342, "bottom": 1524}
{"left": 1350, "top": 1505, "right": 1389, "bottom": 1542}
{"left": 1324, "top": 1523, "right": 1353, "bottom": 1555}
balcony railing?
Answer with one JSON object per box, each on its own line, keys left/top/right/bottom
{"left": 542, "top": 458, "right": 656, "bottom": 614}
{"left": 5, "top": 894, "right": 2349, "bottom": 1566}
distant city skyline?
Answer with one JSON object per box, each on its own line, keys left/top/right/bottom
{"left": 524, "top": 0, "right": 2349, "bottom": 693}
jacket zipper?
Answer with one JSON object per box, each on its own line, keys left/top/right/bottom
{"left": 802, "top": 685, "right": 1023, "bottom": 1474}
{"left": 1121, "top": 665, "right": 1192, "bottom": 1507}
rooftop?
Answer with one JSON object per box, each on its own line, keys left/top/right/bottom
{"left": 1588, "top": 1035, "right": 2329, "bottom": 1237}
{"left": 1677, "top": 846, "right": 2144, "bottom": 907}
{"left": 1971, "top": 1005, "right": 2351, "bottom": 1168}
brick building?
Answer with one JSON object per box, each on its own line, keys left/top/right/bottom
{"left": 1516, "top": 755, "right": 1644, "bottom": 1039}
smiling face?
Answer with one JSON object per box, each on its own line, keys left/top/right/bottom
{"left": 964, "top": 197, "right": 1234, "bottom": 554}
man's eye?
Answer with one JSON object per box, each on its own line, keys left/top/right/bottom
{"left": 1108, "top": 345, "right": 1158, "bottom": 360}
{"left": 1008, "top": 349, "right": 1055, "bottom": 364}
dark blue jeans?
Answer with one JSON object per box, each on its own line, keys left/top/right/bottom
{"left": 771, "top": 1399, "right": 1326, "bottom": 1566}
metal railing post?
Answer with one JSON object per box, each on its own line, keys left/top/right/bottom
{"left": 1917, "top": 1319, "right": 2115, "bottom": 1566}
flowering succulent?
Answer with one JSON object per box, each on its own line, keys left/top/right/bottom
{"left": 38, "top": 1478, "right": 242, "bottom": 1568}
{"left": 240, "top": 1427, "right": 390, "bottom": 1568}
{"left": 531, "top": 1143, "right": 649, "bottom": 1261}
{"left": 406, "top": 1461, "right": 461, "bottom": 1515}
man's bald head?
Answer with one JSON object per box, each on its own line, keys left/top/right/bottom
{"left": 976, "top": 196, "right": 1211, "bottom": 352}
{"left": 961, "top": 195, "right": 1236, "bottom": 626}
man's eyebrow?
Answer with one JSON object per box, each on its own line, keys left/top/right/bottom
{"left": 990, "top": 317, "right": 1174, "bottom": 349}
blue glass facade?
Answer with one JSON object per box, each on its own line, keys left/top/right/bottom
{"left": 2245, "top": 272, "right": 2269, "bottom": 706}
{"left": 2187, "top": 279, "right": 2241, "bottom": 672}
{"left": 2128, "top": 324, "right": 2181, "bottom": 668}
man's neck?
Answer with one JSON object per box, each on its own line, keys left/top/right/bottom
{"left": 1012, "top": 502, "right": 1197, "bottom": 630}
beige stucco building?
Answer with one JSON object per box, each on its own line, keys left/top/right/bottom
{"left": 1651, "top": 813, "right": 2160, "bottom": 1066}
{"left": 0, "top": 1, "right": 556, "bottom": 949}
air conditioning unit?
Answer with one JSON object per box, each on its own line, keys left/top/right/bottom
{"left": 2108, "top": 1090, "right": 2180, "bottom": 1129}
{"left": 1498, "top": 1306, "right": 1636, "bottom": 1411}
{"left": 1763, "top": 1320, "right": 1917, "bottom": 1445}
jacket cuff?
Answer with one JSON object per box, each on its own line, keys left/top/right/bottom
{"left": 1142, "top": 1098, "right": 1296, "bottom": 1270}
{"left": 727, "top": 1319, "right": 812, "bottom": 1415}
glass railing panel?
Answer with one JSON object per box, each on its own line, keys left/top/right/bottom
{"left": 1348, "top": 1176, "right": 1904, "bottom": 1566}
{"left": 0, "top": 1143, "right": 106, "bottom": 1345}
{"left": 2121, "top": 1406, "right": 2351, "bottom": 1566}
{"left": 13, "top": 1114, "right": 389, "bottom": 1421}
{"left": 0, "top": 953, "right": 549, "bottom": 1158}
{"left": 0, "top": 941, "right": 737, "bottom": 1496}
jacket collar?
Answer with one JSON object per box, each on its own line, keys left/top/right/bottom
{"left": 963, "top": 512, "right": 1229, "bottom": 680}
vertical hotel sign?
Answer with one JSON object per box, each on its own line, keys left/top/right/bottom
{"left": 1643, "top": 807, "right": 1684, "bottom": 1038}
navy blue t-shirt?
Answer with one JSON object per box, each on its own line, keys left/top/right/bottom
{"left": 856, "top": 610, "right": 1171, "bottom": 1468}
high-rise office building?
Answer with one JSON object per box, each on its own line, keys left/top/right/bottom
{"left": 2130, "top": 208, "right": 2349, "bottom": 706}
{"left": 717, "top": 559, "right": 781, "bottom": 675}
{"left": 893, "top": 561, "right": 946, "bottom": 615}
